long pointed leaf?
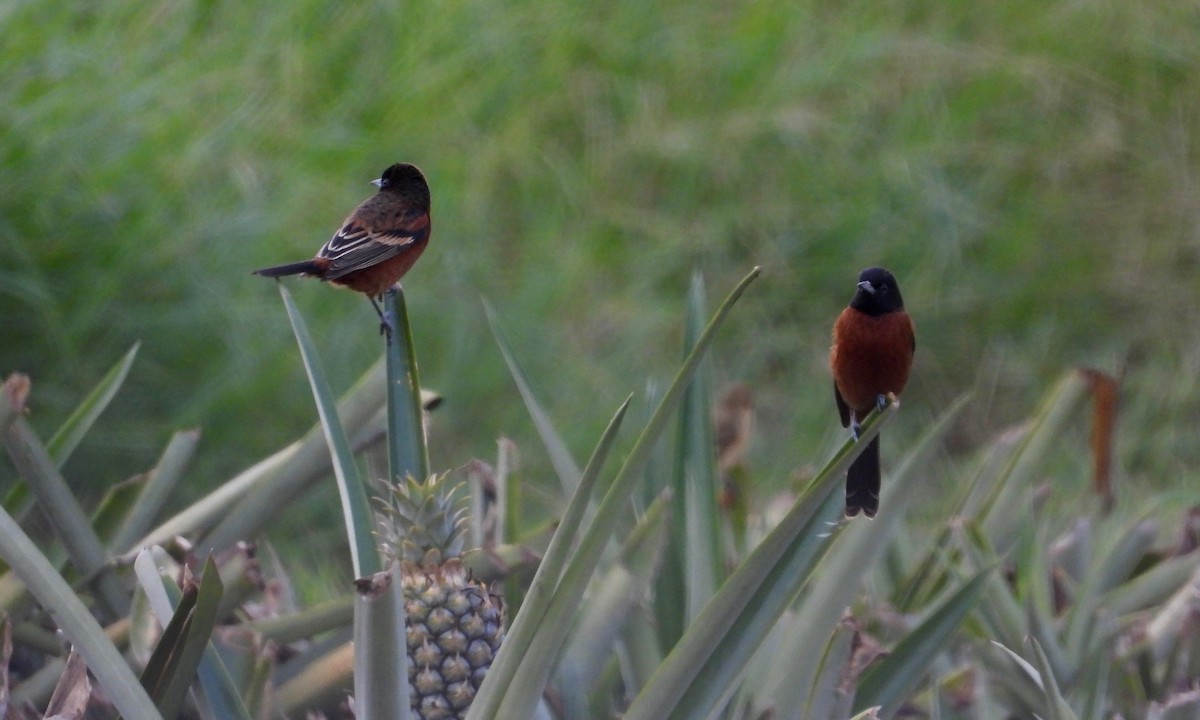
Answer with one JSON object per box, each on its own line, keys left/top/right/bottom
{"left": 2, "top": 415, "right": 127, "bottom": 619}
{"left": 762, "top": 395, "right": 970, "bottom": 713}
{"left": 353, "top": 562, "right": 411, "bottom": 720}
{"left": 855, "top": 568, "right": 993, "bottom": 718}
{"left": 468, "top": 397, "right": 631, "bottom": 717}
{"left": 48, "top": 343, "right": 140, "bottom": 467}
{"left": 484, "top": 301, "right": 582, "bottom": 493}
{"left": 557, "top": 491, "right": 672, "bottom": 705}
{"left": 1028, "top": 636, "right": 1078, "bottom": 720}
{"left": 384, "top": 286, "right": 429, "bottom": 483}
{"left": 624, "top": 393, "right": 894, "bottom": 720}
{"left": 666, "top": 414, "right": 900, "bottom": 720}
{"left": 670, "top": 271, "right": 720, "bottom": 629}
{"left": 280, "top": 285, "right": 379, "bottom": 577}
{"left": 134, "top": 549, "right": 254, "bottom": 720}
{"left": 491, "top": 267, "right": 761, "bottom": 720}
{"left": 195, "top": 358, "right": 386, "bottom": 555}
{"left": 990, "top": 640, "right": 1078, "bottom": 720}
{"left": 0, "top": 507, "right": 162, "bottom": 719}
{"left": 980, "top": 372, "right": 1089, "bottom": 552}
{"left": 111, "top": 429, "right": 200, "bottom": 553}
{"left": 803, "top": 620, "right": 859, "bottom": 720}
{"left": 145, "top": 558, "right": 225, "bottom": 720}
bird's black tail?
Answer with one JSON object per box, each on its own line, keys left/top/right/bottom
{"left": 253, "top": 260, "right": 321, "bottom": 278}
{"left": 845, "top": 436, "right": 880, "bottom": 518}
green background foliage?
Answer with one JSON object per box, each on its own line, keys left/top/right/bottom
{"left": 2, "top": 0, "right": 1197, "bottom": 508}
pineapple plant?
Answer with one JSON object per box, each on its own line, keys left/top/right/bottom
{"left": 375, "top": 473, "right": 505, "bottom": 720}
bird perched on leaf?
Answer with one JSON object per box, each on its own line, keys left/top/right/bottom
{"left": 830, "top": 267, "right": 915, "bottom": 518}
{"left": 254, "top": 163, "right": 431, "bottom": 334}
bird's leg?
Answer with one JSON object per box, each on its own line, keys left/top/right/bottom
{"left": 370, "top": 295, "right": 394, "bottom": 338}
{"left": 850, "top": 413, "right": 863, "bottom": 440}
{"left": 875, "top": 394, "right": 889, "bottom": 412}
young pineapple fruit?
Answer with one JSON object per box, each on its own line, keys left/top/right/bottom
{"left": 376, "top": 473, "right": 504, "bottom": 720}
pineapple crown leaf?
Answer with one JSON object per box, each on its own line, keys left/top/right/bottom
{"left": 374, "top": 472, "right": 470, "bottom": 565}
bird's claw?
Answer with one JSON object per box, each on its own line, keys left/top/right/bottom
{"left": 875, "top": 394, "right": 889, "bottom": 411}
{"left": 850, "top": 420, "right": 863, "bottom": 440}
{"left": 376, "top": 309, "right": 396, "bottom": 340}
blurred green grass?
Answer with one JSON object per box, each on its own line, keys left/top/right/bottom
{"left": 1, "top": 0, "right": 1197, "bottom": 509}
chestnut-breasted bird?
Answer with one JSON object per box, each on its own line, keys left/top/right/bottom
{"left": 253, "top": 163, "right": 431, "bottom": 332}
{"left": 830, "top": 267, "right": 915, "bottom": 518}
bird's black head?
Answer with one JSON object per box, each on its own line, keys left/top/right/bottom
{"left": 372, "top": 163, "right": 431, "bottom": 209}
{"left": 849, "top": 267, "right": 905, "bottom": 316}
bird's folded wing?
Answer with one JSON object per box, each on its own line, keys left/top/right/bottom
{"left": 317, "top": 218, "right": 424, "bottom": 279}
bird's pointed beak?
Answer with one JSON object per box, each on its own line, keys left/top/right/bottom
{"left": 857, "top": 280, "right": 876, "bottom": 295}
{"left": 370, "top": 178, "right": 384, "bottom": 188}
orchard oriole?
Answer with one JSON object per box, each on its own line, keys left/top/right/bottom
{"left": 830, "top": 267, "right": 915, "bottom": 518}
{"left": 253, "top": 163, "right": 431, "bottom": 332}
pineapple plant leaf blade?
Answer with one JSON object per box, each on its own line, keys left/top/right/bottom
{"left": 802, "top": 620, "right": 859, "bottom": 720}
{"left": 759, "top": 394, "right": 970, "bottom": 712}
{"left": 853, "top": 567, "right": 994, "bottom": 719}
{"left": 0, "top": 509, "right": 163, "bottom": 719}
{"left": 624, "top": 400, "right": 894, "bottom": 720}
{"left": 149, "top": 359, "right": 385, "bottom": 553}
{"left": 90, "top": 475, "right": 147, "bottom": 551}
{"left": 979, "top": 371, "right": 1090, "bottom": 553}
{"left": 46, "top": 342, "right": 140, "bottom": 468}
{"left": 141, "top": 557, "right": 225, "bottom": 720}
{"left": 557, "top": 490, "right": 672, "bottom": 700}
{"left": 484, "top": 299, "right": 582, "bottom": 494}
{"left": 353, "top": 562, "right": 413, "bottom": 720}
{"left": 667, "top": 271, "right": 721, "bottom": 634}
{"left": 990, "top": 640, "right": 1077, "bottom": 720}
{"left": 279, "top": 284, "right": 380, "bottom": 578}
{"left": 275, "top": 642, "right": 356, "bottom": 714}
{"left": 385, "top": 286, "right": 430, "bottom": 484}
{"left": 1028, "top": 635, "right": 1078, "bottom": 720}
{"left": 490, "top": 267, "right": 761, "bottom": 720}
{"left": 133, "top": 549, "right": 255, "bottom": 720}
{"left": 470, "top": 396, "right": 632, "bottom": 718}
{"left": 245, "top": 594, "right": 355, "bottom": 645}
{"left": 110, "top": 429, "right": 200, "bottom": 553}
{"left": 2, "top": 401, "right": 128, "bottom": 619}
